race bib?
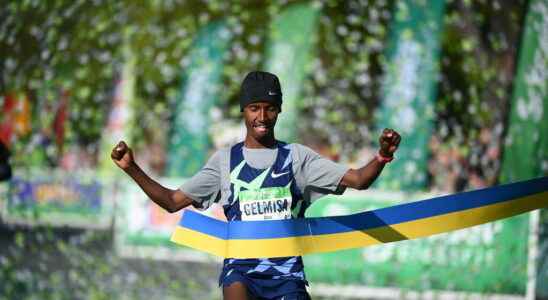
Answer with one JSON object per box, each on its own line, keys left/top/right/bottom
{"left": 239, "top": 187, "right": 292, "bottom": 221}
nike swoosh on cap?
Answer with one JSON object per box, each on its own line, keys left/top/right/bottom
{"left": 268, "top": 91, "right": 277, "bottom": 96}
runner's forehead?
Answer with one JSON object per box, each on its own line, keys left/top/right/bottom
{"left": 245, "top": 101, "right": 279, "bottom": 109}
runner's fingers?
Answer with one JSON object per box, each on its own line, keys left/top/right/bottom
{"left": 386, "top": 130, "right": 399, "bottom": 144}
{"left": 380, "top": 129, "right": 391, "bottom": 142}
{"left": 383, "top": 128, "right": 393, "bottom": 138}
{"left": 111, "top": 149, "right": 122, "bottom": 160}
{"left": 112, "top": 141, "right": 128, "bottom": 159}
{"left": 117, "top": 141, "right": 127, "bottom": 151}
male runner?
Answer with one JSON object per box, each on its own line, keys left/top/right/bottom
{"left": 111, "top": 71, "right": 401, "bottom": 300}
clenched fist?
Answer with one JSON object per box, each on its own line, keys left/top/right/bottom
{"left": 378, "top": 128, "right": 401, "bottom": 158}
{"left": 111, "top": 141, "right": 134, "bottom": 170}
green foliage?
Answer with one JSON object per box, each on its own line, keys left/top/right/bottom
{"left": 1, "top": 0, "right": 528, "bottom": 187}
{"left": 1, "top": 1, "right": 124, "bottom": 147}
{"left": 0, "top": 227, "right": 220, "bottom": 299}
{"left": 300, "top": 0, "right": 392, "bottom": 156}
{"left": 431, "top": 0, "right": 527, "bottom": 191}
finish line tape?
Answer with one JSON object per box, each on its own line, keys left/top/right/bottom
{"left": 171, "top": 177, "right": 548, "bottom": 258}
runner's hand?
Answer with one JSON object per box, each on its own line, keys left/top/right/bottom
{"left": 378, "top": 128, "right": 401, "bottom": 158}
{"left": 111, "top": 141, "right": 134, "bottom": 170}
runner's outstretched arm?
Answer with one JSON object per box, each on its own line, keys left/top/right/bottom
{"left": 111, "top": 141, "right": 193, "bottom": 213}
{"left": 340, "top": 128, "right": 401, "bottom": 190}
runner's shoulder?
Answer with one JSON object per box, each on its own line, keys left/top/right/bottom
{"left": 285, "top": 143, "right": 320, "bottom": 163}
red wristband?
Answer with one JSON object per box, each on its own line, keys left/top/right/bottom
{"left": 376, "top": 151, "right": 394, "bottom": 163}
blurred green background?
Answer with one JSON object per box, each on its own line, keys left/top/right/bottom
{"left": 0, "top": 0, "right": 547, "bottom": 299}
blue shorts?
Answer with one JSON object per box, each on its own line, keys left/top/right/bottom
{"left": 220, "top": 268, "right": 310, "bottom": 300}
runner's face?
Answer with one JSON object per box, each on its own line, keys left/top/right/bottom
{"left": 243, "top": 102, "right": 280, "bottom": 141}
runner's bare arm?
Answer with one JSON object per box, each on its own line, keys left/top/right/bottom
{"left": 111, "top": 141, "right": 194, "bottom": 213}
{"left": 340, "top": 128, "right": 401, "bottom": 190}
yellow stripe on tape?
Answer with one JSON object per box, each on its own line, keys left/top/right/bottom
{"left": 305, "top": 191, "right": 548, "bottom": 256}
{"left": 171, "top": 226, "right": 226, "bottom": 257}
{"left": 171, "top": 190, "right": 548, "bottom": 258}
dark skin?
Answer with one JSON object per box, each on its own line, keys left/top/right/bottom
{"left": 239, "top": 102, "right": 401, "bottom": 189}
{"left": 242, "top": 102, "right": 279, "bottom": 148}
{"left": 111, "top": 101, "right": 401, "bottom": 300}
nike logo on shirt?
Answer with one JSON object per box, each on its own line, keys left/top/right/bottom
{"left": 271, "top": 171, "right": 289, "bottom": 178}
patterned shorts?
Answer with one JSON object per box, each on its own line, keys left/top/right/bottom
{"left": 220, "top": 268, "right": 310, "bottom": 300}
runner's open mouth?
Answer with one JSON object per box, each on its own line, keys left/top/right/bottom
{"left": 253, "top": 124, "right": 271, "bottom": 133}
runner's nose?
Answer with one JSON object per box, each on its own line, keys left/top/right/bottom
{"left": 258, "top": 108, "right": 266, "bottom": 122}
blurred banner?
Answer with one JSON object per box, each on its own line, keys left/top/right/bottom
{"left": 166, "top": 21, "right": 231, "bottom": 177}
{"left": 0, "top": 92, "right": 32, "bottom": 147}
{"left": 304, "top": 190, "right": 527, "bottom": 295}
{"left": 499, "top": 0, "right": 548, "bottom": 297}
{"left": 265, "top": 2, "right": 320, "bottom": 142}
{"left": 115, "top": 177, "right": 184, "bottom": 257}
{"left": 1, "top": 170, "right": 109, "bottom": 228}
{"left": 375, "top": 0, "right": 445, "bottom": 191}
{"left": 53, "top": 89, "right": 69, "bottom": 156}
{"left": 115, "top": 177, "right": 223, "bottom": 261}
{"left": 499, "top": 0, "right": 547, "bottom": 183}
{"left": 98, "top": 43, "right": 135, "bottom": 178}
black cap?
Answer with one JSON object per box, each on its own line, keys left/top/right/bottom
{"left": 240, "top": 71, "right": 282, "bottom": 111}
